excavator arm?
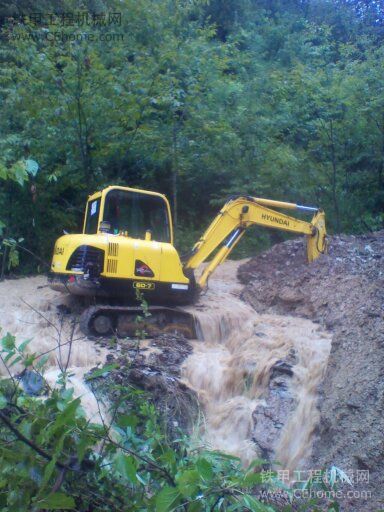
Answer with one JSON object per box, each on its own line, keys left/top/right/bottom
{"left": 184, "top": 196, "right": 327, "bottom": 288}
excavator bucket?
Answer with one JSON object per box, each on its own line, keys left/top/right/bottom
{"left": 306, "top": 210, "right": 327, "bottom": 262}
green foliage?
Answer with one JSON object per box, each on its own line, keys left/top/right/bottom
{"left": 84, "top": 363, "right": 119, "bottom": 381}
{"left": 0, "top": 0, "right": 383, "bottom": 276}
{"left": 0, "top": 237, "right": 25, "bottom": 275}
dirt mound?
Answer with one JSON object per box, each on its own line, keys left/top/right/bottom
{"left": 89, "top": 334, "right": 199, "bottom": 439}
{"left": 238, "top": 231, "right": 384, "bottom": 511}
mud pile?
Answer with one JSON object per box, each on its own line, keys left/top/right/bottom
{"left": 239, "top": 231, "right": 384, "bottom": 511}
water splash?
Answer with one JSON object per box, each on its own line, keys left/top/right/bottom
{"left": 182, "top": 261, "right": 331, "bottom": 469}
{"left": 0, "top": 276, "right": 108, "bottom": 420}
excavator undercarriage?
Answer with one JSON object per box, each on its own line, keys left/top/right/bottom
{"left": 80, "top": 305, "right": 198, "bottom": 339}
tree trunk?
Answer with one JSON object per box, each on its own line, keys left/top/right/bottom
{"left": 0, "top": 244, "right": 8, "bottom": 281}
{"left": 172, "top": 118, "right": 178, "bottom": 230}
{"left": 76, "top": 58, "right": 92, "bottom": 188}
{"left": 329, "top": 120, "right": 341, "bottom": 232}
{"left": 378, "top": 114, "right": 384, "bottom": 190}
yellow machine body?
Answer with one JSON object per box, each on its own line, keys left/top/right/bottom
{"left": 50, "top": 186, "right": 191, "bottom": 303}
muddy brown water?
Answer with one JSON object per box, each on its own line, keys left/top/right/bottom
{"left": 181, "top": 260, "right": 332, "bottom": 469}
{"left": 0, "top": 276, "right": 108, "bottom": 423}
{"left": 0, "top": 263, "right": 331, "bottom": 468}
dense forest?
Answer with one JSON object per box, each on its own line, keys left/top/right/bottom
{"left": 0, "top": 0, "right": 383, "bottom": 272}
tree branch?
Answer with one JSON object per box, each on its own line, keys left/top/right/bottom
{"left": 0, "top": 410, "right": 76, "bottom": 472}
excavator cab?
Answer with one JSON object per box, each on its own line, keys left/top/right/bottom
{"left": 49, "top": 186, "right": 191, "bottom": 299}
{"left": 84, "top": 188, "right": 171, "bottom": 242}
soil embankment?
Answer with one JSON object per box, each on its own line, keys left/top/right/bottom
{"left": 239, "top": 231, "right": 384, "bottom": 511}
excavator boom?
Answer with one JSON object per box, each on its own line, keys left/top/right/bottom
{"left": 184, "top": 196, "right": 327, "bottom": 288}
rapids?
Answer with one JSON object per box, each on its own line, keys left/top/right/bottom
{"left": 182, "top": 260, "right": 332, "bottom": 469}
{"left": 0, "top": 261, "right": 331, "bottom": 467}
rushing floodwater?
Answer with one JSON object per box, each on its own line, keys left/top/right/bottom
{"left": 181, "top": 260, "right": 332, "bottom": 469}
{"left": 0, "top": 262, "right": 331, "bottom": 467}
{"left": 0, "top": 276, "right": 108, "bottom": 423}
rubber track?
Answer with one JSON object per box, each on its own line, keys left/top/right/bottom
{"left": 79, "top": 305, "right": 198, "bottom": 339}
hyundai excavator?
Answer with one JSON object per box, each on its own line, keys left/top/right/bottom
{"left": 49, "top": 186, "right": 327, "bottom": 338}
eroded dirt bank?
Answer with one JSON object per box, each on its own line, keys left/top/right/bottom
{"left": 239, "top": 231, "right": 384, "bottom": 511}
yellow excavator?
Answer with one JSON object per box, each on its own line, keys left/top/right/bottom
{"left": 49, "top": 186, "right": 327, "bottom": 338}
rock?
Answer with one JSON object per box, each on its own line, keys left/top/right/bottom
{"left": 364, "top": 244, "right": 374, "bottom": 254}
{"left": 89, "top": 333, "right": 198, "bottom": 439}
{"left": 252, "top": 357, "right": 296, "bottom": 462}
{"left": 271, "top": 360, "right": 294, "bottom": 378}
{"left": 19, "top": 370, "right": 45, "bottom": 396}
{"left": 56, "top": 304, "right": 72, "bottom": 315}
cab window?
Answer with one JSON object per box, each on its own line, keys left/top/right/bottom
{"left": 84, "top": 198, "right": 100, "bottom": 234}
{"left": 103, "top": 189, "right": 170, "bottom": 242}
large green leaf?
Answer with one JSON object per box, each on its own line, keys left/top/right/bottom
{"left": 0, "top": 393, "right": 7, "bottom": 409}
{"left": 242, "top": 494, "right": 274, "bottom": 511}
{"left": 114, "top": 453, "right": 138, "bottom": 483}
{"left": 196, "top": 458, "right": 214, "bottom": 482}
{"left": 36, "top": 493, "right": 75, "bottom": 510}
{"left": 25, "top": 159, "right": 39, "bottom": 177}
{"left": 176, "top": 469, "right": 200, "bottom": 498}
{"left": 17, "top": 338, "right": 32, "bottom": 353}
{"left": 155, "top": 486, "right": 181, "bottom": 512}
{"left": 1, "top": 333, "right": 15, "bottom": 351}
{"left": 47, "top": 397, "right": 81, "bottom": 438}
{"left": 85, "top": 363, "right": 118, "bottom": 380}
